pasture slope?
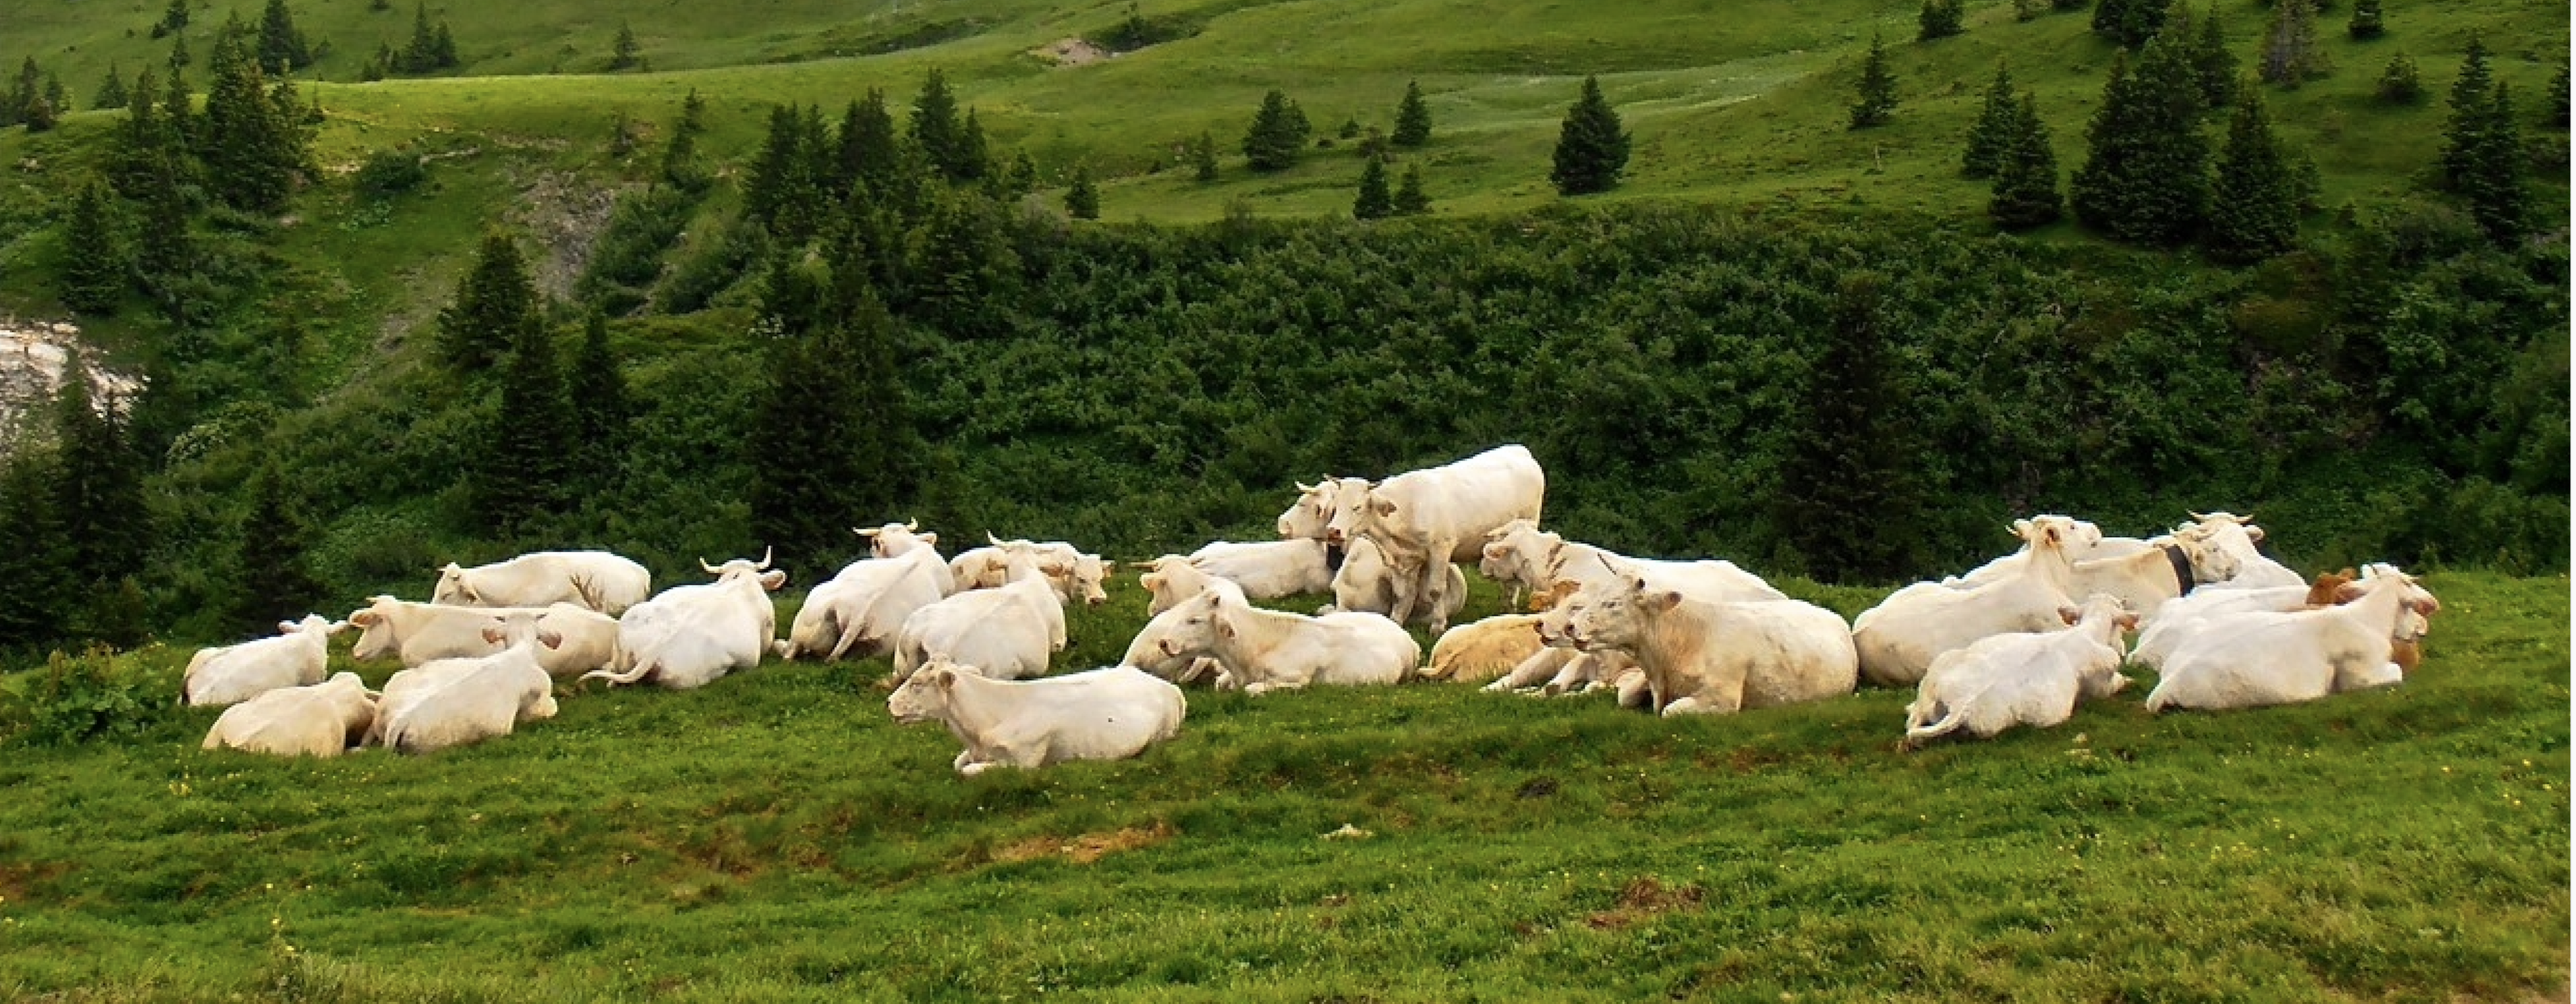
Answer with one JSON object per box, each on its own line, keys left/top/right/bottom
{"left": 0, "top": 569, "right": 2564, "bottom": 1002}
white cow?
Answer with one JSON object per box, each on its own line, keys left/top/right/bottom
{"left": 433, "top": 550, "right": 652, "bottom": 614}
{"left": 584, "top": 553, "right": 786, "bottom": 690}
{"left": 1327, "top": 445, "right": 1547, "bottom": 632}
{"left": 1137, "top": 555, "right": 1227, "bottom": 616}
{"left": 2146, "top": 567, "right": 2438, "bottom": 712}
{"left": 1852, "top": 518, "right": 2085, "bottom": 687}
{"left": 1901, "top": 594, "right": 2137, "bottom": 749}
{"left": 2170, "top": 512, "right": 2304, "bottom": 589}
{"left": 778, "top": 538, "right": 954, "bottom": 661}
{"left": 202, "top": 672, "right": 378, "bottom": 758}
{"left": 1185, "top": 538, "right": 1338, "bottom": 599}
{"left": 2064, "top": 534, "right": 2241, "bottom": 618}
{"left": 375, "top": 616, "right": 562, "bottom": 755}
{"left": 1276, "top": 477, "right": 1373, "bottom": 541}
{"left": 1944, "top": 517, "right": 2119, "bottom": 587}
{"left": 889, "top": 658, "right": 1187, "bottom": 775}
{"left": 181, "top": 614, "right": 348, "bottom": 708}
{"left": 346, "top": 596, "right": 618, "bottom": 677}
{"left": 1328, "top": 533, "right": 1466, "bottom": 627}
{"left": 1423, "top": 613, "right": 1546, "bottom": 683}
{"left": 1479, "top": 519, "right": 1785, "bottom": 607}
{"left": 889, "top": 549, "right": 1065, "bottom": 685}
{"left": 949, "top": 536, "right": 1109, "bottom": 606}
{"left": 1480, "top": 582, "right": 1644, "bottom": 703}
{"left": 1564, "top": 566, "right": 1859, "bottom": 717}
{"left": 1150, "top": 587, "right": 1419, "bottom": 694}
{"left": 2130, "top": 569, "right": 2351, "bottom": 670}
{"left": 1121, "top": 578, "right": 1240, "bottom": 688}
{"left": 855, "top": 520, "right": 947, "bottom": 567}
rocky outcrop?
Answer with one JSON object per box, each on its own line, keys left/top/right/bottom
{"left": 0, "top": 319, "right": 144, "bottom": 448}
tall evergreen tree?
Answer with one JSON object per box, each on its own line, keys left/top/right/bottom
{"left": 1551, "top": 75, "right": 1631, "bottom": 195}
{"left": 430, "top": 21, "right": 458, "bottom": 67}
{"left": 1391, "top": 79, "right": 1433, "bottom": 147}
{"left": 1191, "top": 130, "right": 1220, "bottom": 181}
{"left": 565, "top": 307, "right": 632, "bottom": 483}
{"left": 2205, "top": 88, "right": 2301, "bottom": 262}
{"left": 200, "top": 22, "right": 297, "bottom": 212}
{"left": 1352, "top": 155, "right": 1393, "bottom": 219}
{"left": 51, "top": 354, "right": 149, "bottom": 591}
{"left": 1918, "top": 0, "right": 1966, "bottom": 41}
{"left": 1001, "top": 151, "right": 1039, "bottom": 201}
{"left": 1989, "top": 93, "right": 2063, "bottom": 229}
{"left": 228, "top": 462, "right": 323, "bottom": 637}
{"left": 404, "top": 2, "right": 438, "bottom": 70}
{"left": 1776, "top": 273, "right": 1922, "bottom": 583}
{"left": 2091, "top": 0, "right": 2168, "bottom": 48}
{"left": 2190, "top": 5, "right": 2239, "bottom": 108}
{"left": 1961, "top": 64, "right": 2018, "bottom": 178}
{"left": 476, "top": 310, "right": 574, "bottom": 534}
{"left": 57, "top": 182, "right": 129, "bottom": 316}
{"left": 1065, "top": 162, "right": 1101, "bottom": 220}
{"left": 2442, "top": 62, "right": 2529, "bottom": 243}
{"left": 661, "top": 88, "right": 708, "bottom": 191}
{"left": 2259, "top": 0, "right": 2331, "bottom": 87}
{"left": 911, "top": 69, "right": 974, "bottom": 182}
{"left": 43, "top": 73, "right": 70, "bottom": 121}
{"left": 2375, "top": 53, "right": 2425, "bottom": 104}
{"left": 2346, "top": 0, "right": 2384, "bottom": 39}
{"left": 0, "top": 447, "right": 73, "bottom": 650}
{"left": 956, "top": 108, "right": 992, "bottom": 182}
{"left": 257, "top": 0, "right": 312, "bottom": 73}
{"left": 437, "top": 229, "right": 539, "bottom": 372}
{"left": 2548, "top": 60, "right": 2570, "bottom": 129}
{"left": 161, "top": 50, "right": 193, "bottom": 144}
{"left": 1392, "top": 162, "right": 1431, "bottom": 215}
{"left": 748, "top": 278, "right": 914, "bottom": 569}
{"left": 158, "top": 0, "right": 193, "bottom": 37}
{"left": 93, "top": 62, "right": 130, "bottom": 111}
{"left": 608, "top": 22, "right": 643, "bottom": 70}
{"left": 1849, "top": 36, "right": 1899, "bottom": 128}
{"left": 1241, "top": 89, "right": 1311, "bottom": 171}
{"left": 835, "top": 90, "right": 900, "bottom": 198}
{"left": 744, "top": 103, "right": 826, "bottom": 243}
{"left": 2071, "top": 37, "right": 2210, "bottom": 245}
{"left": 133, "top": 154, "right": 197, "bottom": 319}
{"left": 2438, "top": 38, "right": 2495, "bottom": 186}
{"left": 905, "top": 187, "right": 1017, "bottom": 338}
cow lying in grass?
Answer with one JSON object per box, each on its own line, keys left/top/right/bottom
{"left": 182, "top": 614, "right": 348, "bottom": 708}
{"left": 2146, "top": 566, "right": 2438, "bottom": 713}
{"left": 1900, "top": 594, "right": 2137, "bottom": 750}
{"left": 1150, "top": 587, "right": 1418, "bottom": 695}
{"left": 1562, "top": 561, "right": 1857, "bottom": 717}
{"left": 202, "top": 672, "right": 378, "bottom": 759}
{"left": 889, "top": 658, "right": 1185, "bottom": 776}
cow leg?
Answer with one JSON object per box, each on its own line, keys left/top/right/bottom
{"left": 1486, "top": 647, "right": 1566, "bottom": 692}
{"left": 1384, "top": 558, "right": 1422, "bottom": 629}
{"left": 1541, "top": 653, "right": 1596, "bottom": 696}
{"left": 1415, "top": 540, "right": 1457, "bottom": 633}
{"left": 1614, "top": 669, "right": 1652, "bottom": 710}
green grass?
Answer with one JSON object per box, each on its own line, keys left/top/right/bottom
{"left": 0, "top": 570, "right": 2563, "bottom": 1001}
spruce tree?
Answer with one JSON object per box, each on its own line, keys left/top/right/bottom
{"left": 3, "top": 59, "right": 38, "bottom": 127}
{"left": 1962, "top": 64, "right": 2018, "bottom": 178}
{"left": 1002, "top": 151, "right": 1039, "bottom": 200}
{"left": 1392, "top": 162, "right": 1430, "bottom": 215}
{"left": 956, "top": 108, "right": 992, "bottom": 182}
{"left": 2071, "top": 37, "right": 2210, "bottom": 246}
{"left": 835, "top": 90, "right": 899, "bottom": 198}
{"left": 2190, "top": 5, "right": 2239, "bottom": 109}
{"left": 1392, "top": 79, "right": 1433, "bottom": 147}
{"left": 0, "top": 448, "right": 73, "bottom": 650}
{"left": 1777, "top": 273, "right": 1922, "bottom": 582}
{"left": 2445, "top": 75, "right": 2528, "bottom": 243}
{"left": 608, "top": 22, "right": 643, "bottom": 71}
{"left": 748, "top": 279, "right": 914, "bottom": 569}
{"left": 158, "top": 0, "right": 193, "bottom": 37}
{"left": 1919, "top": 0, "right": 1966, "bottom": 41}
{"left": 437, "top": 229, "right": 538, "bottom": 372}
{"left": 1241, "top": 89, "right": 1311, "bottom": 171}
{"left": 161, "top": 51, "right": 193, "bottom": 145}
{"left": 477, "top": 310, "right": 574, "bottom": 534}
{"left": 200, "top": 23, "right": 296, "bottom": 213}
{"left": 1191, "top": 130, "right": 1220, "bottom": 181}
{"left": 2376, "top": 53, "right": 2425, "bottom": 104}
{"left": 133, "top": 155, "right": 197, "bottom": 319}
{"left": 2346, "top": 0, "right": 2383, "bottom": 40}
{"left": 2205, "top": 88, "right": 2300, "bottom": 262}
{"left": 2548, "top": 60, "right": 2570, "bottom": 129}
{"left": 1065, "top": 162, "right": 1100, "bottom": 220}
{"left": 430, "top": 21, "right": 459, "bottom": 68}
{"left": 57, "top": 181, "right": 129, "bottom": 316}
{"left": 2438, "top": 39, "right": 2495, "bottom": 186}
{"left": 258, "top": 0, "right": 311, "bottom": 73}
{"left": 229, "top": 462, "right": 324, "bottom": 636}
{"left": 1989, "top": 93, "right": 2063, "bottom": 229}
{"left": 744, "top": 103, "right": 825, "bottom": 243}
{"left": 2091, "top": 0, "right": 2168, "bottom": 48}
{"left": 1352, "top": 155, "right": 1393, "bottom": 219}
{"left": 1551, "top": 75, "right": 1631, "bottom": 195}
{"left": 43, "top": 73, "right": 70, "bottom": 121}
{"left": 910, "top": 68, "right": 972, "bottom": 181}
{"left": 51, "top": 354, "right": 149, "bottom": 591}
{"left": 1849, "top": 36, "right": 1899, "bottom": 129}
{"left": 93, "top": 63, "right": 129, "bottom": 111}
{"left": 565, "top": 307, "right": 631, "bottom": 483}
{"left": 403, "top": 2, "right": 438, "bottom": 72}
{"left": 661, "top": 88, "right": 709, "bottom": 191}
{"left": 2259, "top": 0, "right": 2331, "bottom": 87}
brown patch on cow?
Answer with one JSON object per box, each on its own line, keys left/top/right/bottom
{"left": 1584, "top": 876, "right": 1705, "bottom": 929}
{"left": 994, "top": 822, "right": 1175, "bottom": 865}
{"left": 2303, "top": 568, "right": 2360, "bottom": 607}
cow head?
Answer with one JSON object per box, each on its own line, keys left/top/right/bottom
{"left": 478, "top": 612, "right": 562, "bottom": 651}
{"left": 431, "top": 562, "right": 477, "bottom": 605}
{"left": 1479, "top": 519, "right": 1555, "bottom": 586}
{"left": 1565, "top": 571, "right": 1680, "bottom": 654}
{"left": 1154, "top": 590, "right": 1231, "bottom": 661}
{"left": 1278, "top": 478, "right": 1343, "bottom": 540}
{"left": 345, "top": 596, "right": 406, "bottom": 661}
{"left": 2171, "top": 533, "right": 2243, "bottom": 585}
{"left": 1062, "top": 553, "right": 1110, "bottom": 607}
{"left": 700, "top": 549, "right": 776, "bottom": 580}
{"left": 887, "top": 662, "right": 960, "bottom": 724}
{"left": 857, "top": 520, "right": 938, "bottom": 559}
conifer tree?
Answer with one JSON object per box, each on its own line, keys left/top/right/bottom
{"left": 93, "top": 63, "right": 129, "bottom": 111}
{"left": 1989, "top": 93, "right": 2063, "bottom": 229}
{"left": 956, "top": 108, "right": 992, "bottom": 182}
{"left": 2091, "top": 0, "right": 2167, "bottom": 49}
{"left": 158, "top": 0, "right": 193, "bottom": 37}
{"left": 1551, "top": 75, "right": 1630, "bottom": 194}
{"left": 57, "top": 181, "right": 129, "bottom": 316}
{"left": 1191, "top": 131, "right": 1220, "bottom": 181}
{"left": 228, "top": 462, "right": 323, "bottom": 636}
{"left": 2440, "top": 50, "right": 2528, "bottom": 243}
{"left": 1777, "top": 273, "right": 1922, "bottom": 583}
{"left": 258, "top": 0, "right": 311, "bottom": 73}
{"left": 51, "top": 355, "right": 149, "bottom": 591}
{"left": 1391, "top": 79, "right": 1433, "bottom": 147}
{"left": 905, "top": 188, "right": 1017, "bottom": 339}
{"left": 111, "top": 68, "right": 171, "bottom": 198}
{"left": 2375, "top": 53, "right": 2425, "bottom": 104}
{"left": 1352, "top": 155, "right": 1393, "bottom": 219}
{"left": 43, "top": 73, "right": 70, "bottom": 120}
{"left": 1919, "top": 0, "right": 1966, "bottom": 41}
{"left": 1065, "top": 162, "right": 1100, "bottom": 220}
{"left": 835, "top": 90, "right": 899, "bottom": 197}
{"left": 133, "top": 156, "right": 196, "bottom": 317}
{"left": 2190, "top": 5, "right": 2238, "bottom": 109}
{"left": 748, "top": 276, "right": 913, "bottom": 569}
{"left": 1392, "top": 162, "right": 1430, "bottom": 215}
{"left": 744, "top": 103, "right": 825, "bottom": 243}
{"left": 2548, "top": 60, "right": 2569, "bottom": 129}
{"left": 200, "top": 22, "right": 298, "bottom": 212}
{"left": 608, "top": 22, "right": 643, "bottom": 70}
{"left": 1002, "top": 151, "right": 1039, "bottom": 200}
{"left": 2438, "top": 38, "right": 2495, "bottom": 185}
{"left": 911, "top": 69, "right": 974, "bottom": 181}
{"left": 2259, "top": 0, "right": 2331, "bottom": 87}
{"left": 1849, "top": 36, "right": 1899, "bottom": 128}
{"left": 661, "top": 88, "right": 709, "bottom": 191}
{"left": 2347, "top": 0, "right": 2383, "bottom": 39}
{"left": 169, "top": 31, "right": 192, "bottom": 72}
{"left": 1241, "top": 89, "right": 1311, "bottom": 171}
{"left": 565, "top": 307, "right": 631, "bottom": 482}
{"left": 437, "top": 229, "right": 538, "bottom": 372}
{"left": 1962, "top": 64, "right": 2018, "bottom": 178}
{"left": 431, "top": 21, "right": 458, "bottom": 67}
{"left": 2205, "top": 88, "right": 2300, "bottom": 262}
{"left": 2071, "top": 37, "right": 2210, "bottom": 245}
{"left": 404, "top": 2, "right": 438, "bottom": 71}
{"left": 0, "top": 447, "right": 73, "bottom": 649}
{"left": 476, "top": 310, "right": 574, "bottom": 534}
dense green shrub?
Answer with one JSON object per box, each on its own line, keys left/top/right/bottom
{"left": 352, "top": 149, "right": 427, "bottom": 200}
{"left": 11, "top": 647, "right": 170, "bottom": 746}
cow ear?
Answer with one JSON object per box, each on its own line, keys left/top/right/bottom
{"left": 2044, "top": 524, "right": 2063, "bottom": 545}
{"left": 1217, "top": 618, "right": 1237, "bottom": 639}
{"left": 761, "top": 571, "right": 788, "bottom": 590}
{"left": 933, "top": 668, "right": 956, "bottom": 690}
{"left": 1372, "top": 498, "right": 1395, "bottom": 516}
{"left": 350, "top": 612, "right": 380, "bottom": 627}
{"left": 539, "top": 630, "right": 565, "bottom": 650}
{"left": 277, "top": 620, "right": 299, "bottom": 634}
{"left": 2058, "top": 606, "right": 2083, "bottom": 626}
{"left": 482, "top": 627, "right": 506, "bottom": 645}
{"left": 2332, "top": 582, "right": 2365, "bottom": 603}
{"left": 2246, "top": 526, "right": 2266, "bottom": 542}
{"left": 1648, "top": 590, "right": 1683, "bottom": 613}
{"left": 2116, "top": 614, "right": 2141, "bottom": 632}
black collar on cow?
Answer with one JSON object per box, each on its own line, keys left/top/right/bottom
{"left": 2161, "top": 543, "right": 2195, "bottom": 596}
{"left": 1323, "top": 540, "right": 1347, "bottom": 574}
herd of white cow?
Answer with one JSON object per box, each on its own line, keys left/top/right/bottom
{"left": 191, "top": 444, "right": 2441, "bottom": 775}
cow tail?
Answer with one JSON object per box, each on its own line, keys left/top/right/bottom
{"left": 1902, "top": 701, "right": 1967, "bottom": 748}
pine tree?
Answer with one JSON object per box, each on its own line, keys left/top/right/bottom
{"left": 51, "top": 354, "right": 149, "bottom": 591}
{"left": 1850, "top": 36, "right": 1900, "bottom": 128}
{"left": 57, "top": 181, "right": 129, "bottom": 316}
{"left": 2375, "top": 53, "right": 2423, "bottom": 104}
{"left": 744, "top": 103, "right": 826, "bottom": 243}
{"left": 1392, "top": 162, "right": 1430, "bottom": 215}
{"left": 2190, "top": 5, "right": 2238, "bottom": 109}
{"left": 200, "top": 23, "right": 297, "bottom": 213}
{"left": 476, "top": 310, "right": 574, "bottom": 534}
{"left": 43, "top": 73, "right": 70, "bottom": 120}
{"left": 1989, "top": 93, "right": 2063, "bottom": 229}
{"left": 1241, "top": 89, "right": 1311, "bottom": 171}
{"left": 748, "top": 281, "right": 916, "bottom": 569}
{"left": 2346, "top": 0, "right": 2383, "bottom": 39}
{"left": 1919, "top": 0, "right": 1966, "bottom": 41}
{"left": 228, "top": 463, "right": 324, "bottom": 636}
{"left": 257, "top": 0, "right": 311, "bottom": 73}
{"left": 2440, "top": 38, "right": 2496, "bottom": 186}
{"left": 430, "top": 21, "right": 458, "bottom": 68}
{"left": 158, "top": 0, "right": 193, "bottom": 37}
{"left": 160, "top": 53, "right": 193, "bottom": 144}
{"left": 2259, "top": 0, "right": 2331, "bottom": 87}
{"left": 133, "top": 155, "right": 197, "bottom": 319}
{"left": 2442, "top": 65, "right": 2528, "bottom": 243}
{"left": 1002, "top": 151, "right": 1039, "bottom": 200}
{"left": 1962, "top": 64, "right": 2018, "bottom": 178}
{"left": 2548, "top": 60, "right": 2570, "bottom": 129}
{"left": 2071, "top": 37, "right": 2210, "bottom": 246}
{"left": 956, "top": 108, "right": 992, "bottom": 182}
{"left": 2014, "top": 0, "right": 2039, "bottom": 21}
{"left": 608, "top": 22, "right": 643, "bottom": 71}
{"left": 4, "top": 58, "right": 43, "bottom": 130}
{"left": 0, "top": 448, "right": 74, "bottom": 650}
{"left": 1777, "top": 273, "right": 1922, "bottom": 583}
{"left": 835, "top": 90, "right": 899, "bottom": 198}
{"left": 437, "top": 229, "right": 538, "bottom": 372}
{"left": 403, "top": 2, "right": 438, "bottom": 71}
{"left": 2204, "top": 88, "right": 2300, "bottom": 262}
{"left": 1391, "top": 79, "right": 1433, "bottom": 147}
{"left": 1191, "top": 130, "right": 1220, "bottom": 181}
{"left": 911, "top": 68, "right": 973, "bottom": 182}
{"left": 168, "top": 31, "right": 192, "bottom": 72}
{"left": 1551, "top": 75, "right": 1631, "bottom": 195}
{"left": 1352, "top": 155, "right": 1393, "bottom": 219}
{"left": 1065, "top": 162, "right": 1100, "bottom": 220}
{"left": 905, "top": 187, "right": 1017, "bottom": 339}
{"left": 2091, "top": 0, "right": 2167, "bottom": 49}
{"left": 661, "top": 88, "right": 708, "bottom": 191}
{"left": 93, "top": 63, "right": 129, "bottom": 111}
{"left": 565, "top": 307, "right": 631, "bottom": 483}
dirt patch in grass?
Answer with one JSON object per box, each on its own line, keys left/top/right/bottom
{"left": 994, "top": 822, "right": 1174, "bottom": 864}
{"left": 1032, "top": 38, "right": 1112, "bottom": 67}
{"left": 0, "top": 860, "right": 68, "bottom": 904}
{"left": 1584, "top": 876, "right": 1703, "bottom": 930}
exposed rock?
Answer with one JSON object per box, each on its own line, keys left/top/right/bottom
{"left": 0, "top": 319, "right": 144, "bottom": 450}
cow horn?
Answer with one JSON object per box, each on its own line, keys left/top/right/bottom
{"left": 905, "top": 518, "right": 920, "bottom": 531}
{"left": 988, "top": 531, "right": 1005, "bottom": 547}
{"left": 699, "top": 557, "right": 720, "bottom": 574}
{"left": 758, "top": 547, "right": 774, "bottom": 569}
{"left": 853, "top": 526, "right": 883, "bottom": 537}
{"left": 2188, "top": 510, "right": 2213, "bottom": 522}
{"left": 1294, "top": 480, "right": 1315, "bottom": 493}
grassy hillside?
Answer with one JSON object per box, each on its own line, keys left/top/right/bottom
{"left": 0, "top": 569, "right": 2563, "bottom": 1001}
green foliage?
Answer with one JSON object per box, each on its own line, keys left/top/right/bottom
{"left": 1917, "top": 0, "right": 1965, "bottom": 41}
{"left": 2549, "top": 61, "right": 2570, "bottom": 129}
{"left": 16, "top": 647, "right": 168, "bottom": 746}
{"left": 2373, "top": 54, "right": 2424, "bottom": 104}
{"left": 1775, "top": 273, "right": 1925, "bottom": 580}
{"left": 608, "top": 21, "right": 644, "bottom": 71}
{"left": 57, "top": 181, "right": 130, "bottom": 316}
{"left": 2206, "top": 90, "right": 2302, "bottom": 264}
{"left": 748, "top": 277, "right": 918, "bottom": 571}
{"left": 661, "top": 88, "right": 711, "bottom": 192}
{"left": 53, "top": 359, "right": 153, "bottom": 601}
{"left": 1064, "top": 163, "right": 1101, "bottom": 220}
{"left": 1242, "top": 89, "right": 1312, "bottom": 172}
{"left": 744, "top": 103, "right": 829, "bottom": 243}
{"left": 2072, "top": 37, "right": 2210, "bottom": 247}
{"left": 198, "top": 22, "right": 303, "bottom": 214}
{"left": 155, "top": 0, "right": 191, "bottom": 37}
{"left": 2346, "top": 0, "right": 2383, "bottom": 39}
{"left": 1191, "top": 131, "right": 1219, "bottom": 182}
{"left": 566, "top": 308, "right": 634, "bottom": 485}
{"left": 2090, "top": 0, "right": 2166, "bottom": 48}
{"left": 1392, "top": 163, "right": 1430, "bottom": 216}
{"left": 1551, "top": 75, "right": 1631, "bottom": 194}
{"left": 577, "top": 186, "right": 697, "bottom": 313}
{"left": 437, "top": 229, "right": 540, "bottom": 373}
{"left": 834, "top": 89, "right": 899, "bottom": 198}
{"left": 475, "top": 307, "right": 576, "bottom": 535}
{"left": 352, "top": 149, "right": 426, "bottom": 200}
{"left": 228, "top": 463, "right": 325, "bottom": 637}
{"left": 2259, "top": 0, "right": 2332, "bottom": 88}
{"left": 0, "top": 448, "right": 75, "bottom": 652}
{"left": 1089, "top": 2, "right": 1195, "bottom": 53}
{"left": 1848, "top": 36, "right": 1897, "bottom": 129}
{"left": 91, "top": 61, "right": 129, "bottom": 111}
{"left": 910, "top": 68, "right": 983, "bottom": 183}
{"left": 1392, "top": 79, "right": 1433, "bottom": 148}
{"left": 1989, "top": 93, "right": 2063, "bottom": 229}
{"left": 2186, "top": 4, "right": 2238, "bottom": 108}
{"left": 257, "top": 0, "right": 312, "bottom": 73}
{"left": 392, "top": 1, "right": 463, "bottom": 74}
{"left": 2438, "top": 41, "right": 2530, "bottom": 244}
{"left": 1960, "top": 64, "right": 2017, "bottom": 178}
{"left": 1352, "top": 156, "right": 1392, "bottom": 220}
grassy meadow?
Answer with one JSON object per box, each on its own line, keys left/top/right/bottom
{"left": 0, "top": 569, "right": 2564, "bottom": 1001}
